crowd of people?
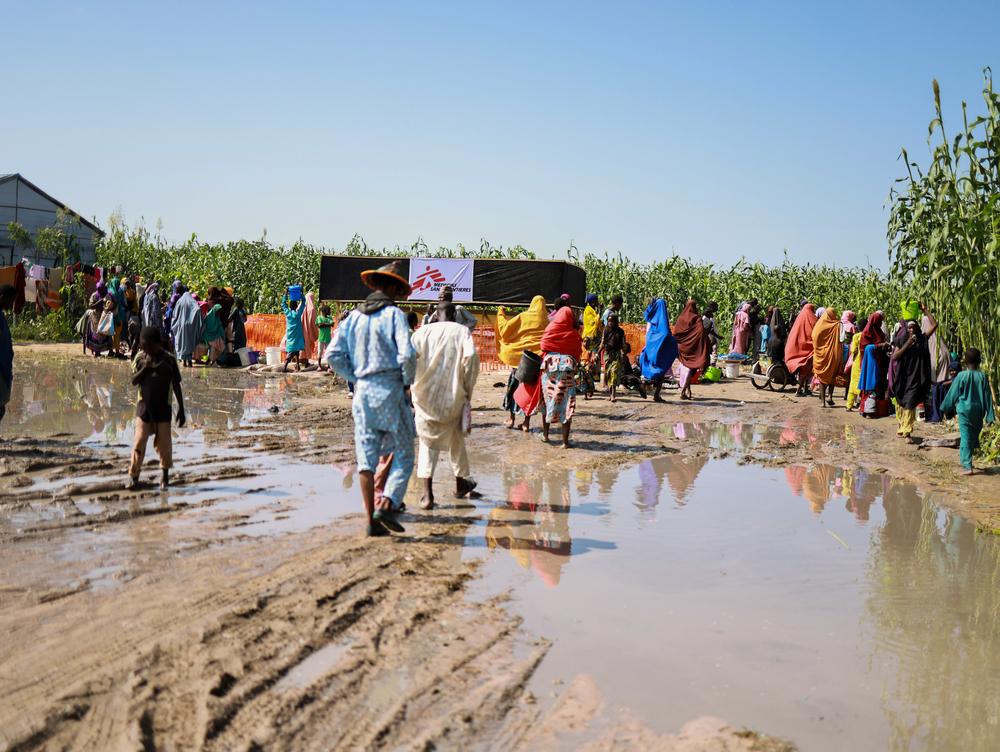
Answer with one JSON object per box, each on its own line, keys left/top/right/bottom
{"left": 3, "top": 261, "right": 996, "bottom": 530}
{"left": 81, "top": 277, "right": 251, "bottom": 369}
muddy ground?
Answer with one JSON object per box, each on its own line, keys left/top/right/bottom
{"left": 2, "top": 343, "right": 997, "bottom": 751}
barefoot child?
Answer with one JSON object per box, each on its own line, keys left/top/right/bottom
{"left": 127, "top": 327, "right": 186, "bottom": 489}
{"left": 316, "top": 304, "right": 335, "bottom": 371}
{"left": 941, "top": 348, "right": 994, "bottom": 476}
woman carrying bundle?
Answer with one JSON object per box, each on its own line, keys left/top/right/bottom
{"left": 640, "top": 298, "right": 679, "bottom": 403}
{"left": 672, "top": 298, "right": 711, "bottom": 401}
{"left": 496, "top": 296, "right": 548, "bottom": 430}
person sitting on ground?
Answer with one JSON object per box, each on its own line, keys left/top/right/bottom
{"left": 127, "top": 326, "right": 186, "bottom": 490}
{"left": 411, "top": 303, "right": 481, "bottom": 509}
{"left": 327, "top": 261, "right": 415, "bottom": 536}
{"left": 281, "top": 288, "right": 306, "bottom": 372}
{"left": 941, "top": 347, "right": 994, "bottom": 476}
{"left": 0, "top": 284, "right": 15, "bottom": 425}
{"left": 619, "top": 343, "right": 648, "bottom": 398}
{"left": 316, "top": 304, "right": 335, "bottom": 371}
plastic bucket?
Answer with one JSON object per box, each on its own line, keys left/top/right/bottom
{"left": 265, "top": 346, "right": 282, "bottom": 366}
{"left": 724, "top": 361, "right": 741, "bottom": 379}
{"left": 248, "top": 350, "right": 259, "bottom": 365}
{"left": 514, "top": 351, "right": 542, "bottom": 386}
{"left": 236, "top": 347, "right": 251, "bottom": 366}
{"left": 288, "top": 284, "right": 304, "bottom": 302}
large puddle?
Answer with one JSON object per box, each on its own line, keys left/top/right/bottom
{"left": 4, "top": 354, "right": 1000, "bottom": 751}
{"left": 462, "top": 455, "right": 1000, "bottom": 751}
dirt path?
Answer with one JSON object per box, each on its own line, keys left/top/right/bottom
{"left": 6, "top": 342, "right": 997, "bottom": 750}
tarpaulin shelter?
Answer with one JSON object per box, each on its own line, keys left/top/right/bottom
{"left": 319, "top": 256, "right": 586, "bottom": 306}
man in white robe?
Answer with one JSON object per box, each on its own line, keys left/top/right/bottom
{"left": 411, "top": 304, "right": 480, "bottom": 509}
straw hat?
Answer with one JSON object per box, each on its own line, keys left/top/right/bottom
{"left": 360, "top": 260, "right": 411, "bottom": 295}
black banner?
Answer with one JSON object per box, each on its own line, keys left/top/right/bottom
{"left": 319, "top": 256, "right": 586, "bottom": 306}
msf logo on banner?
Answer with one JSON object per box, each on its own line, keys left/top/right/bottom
{"left": 407, "top": 258, "right": 475, "bottom": 301}
{"left": 410, "top": 265, "right": 447, "bottom": 293}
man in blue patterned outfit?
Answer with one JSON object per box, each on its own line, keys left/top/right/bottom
{"left": 326, "top": 261, "right": 415, "bottom": 536}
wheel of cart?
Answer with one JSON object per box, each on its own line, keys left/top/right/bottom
{"left": 749, "top": 361, "right": 791, "bottom": 391}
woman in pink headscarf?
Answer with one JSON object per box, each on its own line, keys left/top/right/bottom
{"left": 729, "top": 302, "right": 751, "bottom": 355}
{"left": 301, "top": 291, "right": 318, "bottom": 363}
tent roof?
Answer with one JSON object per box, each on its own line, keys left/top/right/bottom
{"left": 0, "top": 173, "right": 105, "bottom": 237}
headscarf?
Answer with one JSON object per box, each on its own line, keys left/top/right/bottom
{"left": 540, "top": 305, "right": 582, "bottom": 360}
{"left": 202, "top": 303, "right": 225, "bottom": 343}
{"left": 784, "top": 303, "right": 817, "bottom": 374}
{"left": 582, "top": 298, "right": 601, "bottom": 341}
{"left": 858, "top": 312, "right": 886, "bottom": 351}
{"left": 841, "top": 310, "right": 857, "bottom": 336}
{"left": 811, "top": 307, "right": 843, "bottom": 385}
{"left": 729, "top": 301, "right": 751, "bottom": 355}
{"left": 168, "top": 280, "right": 184, "bottom": 310}
{"left": 890, "top": 320, "right": 932, "bottom": 409}
{"left": 141, "top": 281, "right": 163, "bottom": 329}
{"left": 673, "top": 299, "right": 710, "bottom": 370}
{"left": 95, "top": 282, "right": 108, "bottom": 300}
{"left": 108, "top": 278, "right": 128, "bottom": 324}
{"left": 496, "top": 296, "right": 549, "bottom": 367}
{"left": 640, "top": 299, "right": 679, "bottom": 380}
{"left": 171, "top": 291, "right": 206, "bottom": 360}
{"left": 302, "top": 291, "right": 318, "bottom": 359}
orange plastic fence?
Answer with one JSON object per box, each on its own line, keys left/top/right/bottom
{"left": 244, "top": 314, "right": 648, "bottom": 372}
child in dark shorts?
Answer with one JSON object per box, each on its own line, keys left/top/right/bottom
{"left": 127, "top": 327, "right": 186, "bottom": 489}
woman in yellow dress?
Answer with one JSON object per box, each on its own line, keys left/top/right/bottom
{"left": 496, "top": 296, "right": 549, "bottom": 429}
{"left": 844, "top": 316, "right": 867, "bottom": 410}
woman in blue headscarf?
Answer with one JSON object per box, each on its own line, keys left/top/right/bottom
{"left": 640, "top": 298, "right": 679, "bottom": 402}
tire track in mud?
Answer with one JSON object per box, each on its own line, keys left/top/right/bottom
{"left": 0, "top": 513, "right": 552, "bottom": 751}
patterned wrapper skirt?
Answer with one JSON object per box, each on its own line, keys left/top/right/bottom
{"left": 542, "top": 353, "right": 577, "bottom": 424}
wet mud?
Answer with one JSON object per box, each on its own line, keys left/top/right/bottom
{"left": 3, "top": 344, "right": 999, "bottom": 750}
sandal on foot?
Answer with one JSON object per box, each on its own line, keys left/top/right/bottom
{"left": 372, "top": 510, "right": 404, "bottom": 533}
{"left": 456, "top": 478, "right": 478, "bottom": 498}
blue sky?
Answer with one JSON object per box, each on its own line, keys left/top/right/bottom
{"left": 4, "top": 1, "right": 997, "bottom": 267}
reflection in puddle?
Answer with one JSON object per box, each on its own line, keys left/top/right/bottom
{"left": 469, "top": 457, "right": 1000, "bottom": 752}
{"left": 6, "top": 354, "right": 1000, "bottom": 751}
